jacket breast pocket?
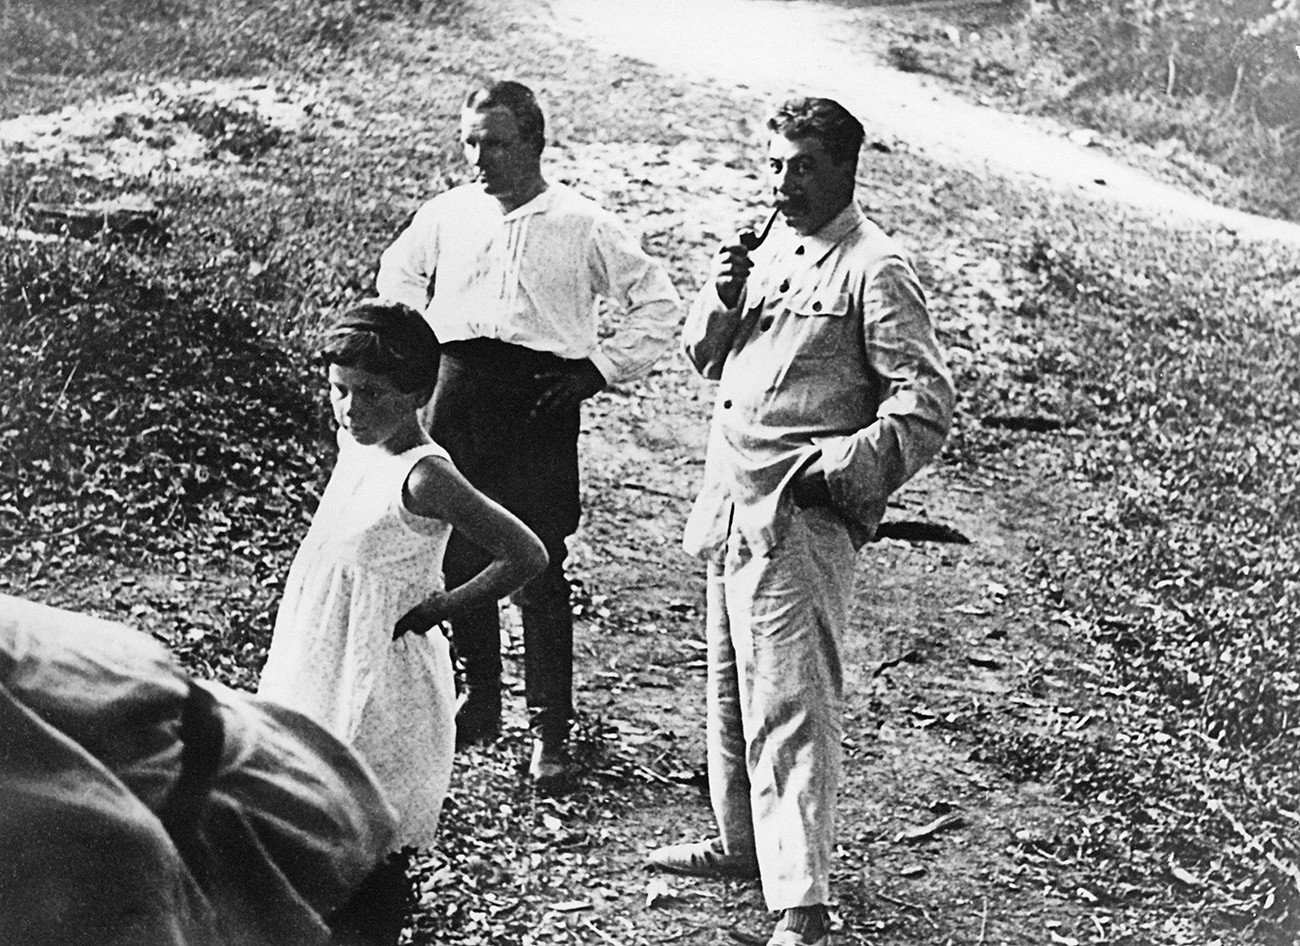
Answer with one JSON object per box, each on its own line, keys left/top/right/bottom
{"left": 788, "top": 287, "right": 853, "bottom": 358}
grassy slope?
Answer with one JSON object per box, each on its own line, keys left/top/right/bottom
{"left": 2, "top": 0, "right": 1299, "bottom": 943}
{"left": 820, "top": 0, "right": 1300, "bottom": 224}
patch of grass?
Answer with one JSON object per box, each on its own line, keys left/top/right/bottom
{"left": 0, "top": 0, "right": 466, "bottom": 118}
{"left": 1065, "top": 90, "right": 1300, "bottom": 220}
{"left": 886, "top": 132, "right": 1300, "bottom": 932}
{"left": 958, "top": 217, "right": 1300, "bottom": 935}
{"left": 851, "top": 0, "right": 1300, "bottom": 222}
{"left": 0, "top": 170, "right": 324, "bottom": 554}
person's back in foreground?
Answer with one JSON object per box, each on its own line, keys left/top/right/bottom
{"left": 0, "top": 591, "right": 398, "bottom": 946}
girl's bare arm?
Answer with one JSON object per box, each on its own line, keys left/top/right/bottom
{"left": 393, "top": 455, "right": 548, "bottom": 639}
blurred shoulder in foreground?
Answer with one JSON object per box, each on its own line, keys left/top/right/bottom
{"left": 0, "top": 592, "right": 399, "bottom": 946}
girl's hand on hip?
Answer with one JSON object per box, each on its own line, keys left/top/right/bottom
{"left": 393, "top": 591, "right": 453, "bottom": 640}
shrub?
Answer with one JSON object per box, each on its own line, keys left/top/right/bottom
{"left": 0, "top": 210, "right": 323, "bottom": 562}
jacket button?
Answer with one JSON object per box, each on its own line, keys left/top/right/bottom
{"left": 812, "top": 301, "right": 822, "bottom": 312}
{"left": 723, "top": 399, "right": 733, "bottom": 409}
{"left": 760, "top": 316, "right": 774, "bottom": 331}
{"left": 779, "top": 279, "right": 790, "bottom": 292}
{"left": 795, "top": 245, "right": 805, "bottom": 255}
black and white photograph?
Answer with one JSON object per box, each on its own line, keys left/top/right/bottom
{"left": 1, "top": 0, "right": 1298, "bottom": 943}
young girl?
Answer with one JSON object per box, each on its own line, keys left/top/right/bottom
{"left": 257, "top": 299, "right": 547, "bottom": 944}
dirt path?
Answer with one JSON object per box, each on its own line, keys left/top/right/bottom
{"left": 545, "top": 0, "right": 1300, "bottom": 247}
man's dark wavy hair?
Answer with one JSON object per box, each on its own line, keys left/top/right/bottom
{"left": 464, "top": 80, "right": 546, "bottom": 156}
{"left": 767, "top": 97, "right": 864, "bottom": 166}
{"left": 315, "top": 299, "right": 440, "bottom": 399}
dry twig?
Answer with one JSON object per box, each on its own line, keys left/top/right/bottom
{"left": 582, "top": 918, "right": 628, "bottom": 946}
{"left": 1203, "top": 791, "right": 1300, "bottom": 895}
{"left": 876, "top": 890, "right": 939, "bottom": 929}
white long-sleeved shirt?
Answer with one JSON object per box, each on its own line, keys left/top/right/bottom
{"left": 376, "top": 182, "right": 680, "bottom": 385}
{"left": 682, "top": 202, "right": 955, "bottom": 557}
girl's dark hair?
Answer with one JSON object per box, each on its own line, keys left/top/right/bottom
{"left": 315, "top": 300, "right": 440, "bottom": 397}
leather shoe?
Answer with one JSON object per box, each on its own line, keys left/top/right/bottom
{"left": 529, "top": 739, "right": 577, "bottom": 795}
{"left": 646, "top": 837, "right": 758, "bottom": 880}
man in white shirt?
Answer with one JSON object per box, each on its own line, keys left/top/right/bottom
{"left": 376, "top": 80, "right": 681, "bottom": 791}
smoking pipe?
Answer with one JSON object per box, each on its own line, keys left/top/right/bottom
{"left": 738, "top": 208, "right": 780, "bottom": 252}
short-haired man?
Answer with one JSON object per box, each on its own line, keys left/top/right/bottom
{"left": 376, "top": 80, "right": 681, "bottom": 791}
{"left": 648, "top": 97, "right": 955, "bottom": 945}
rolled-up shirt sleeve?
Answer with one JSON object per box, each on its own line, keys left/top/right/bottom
{"left": 376, "top": 202, "right": 440, "bottom": 314}
{"left": 819, "top": 258, "right": 955, "bottom": 517}
{"left": 586, "top": 214, "right": 681, "bottom": 384}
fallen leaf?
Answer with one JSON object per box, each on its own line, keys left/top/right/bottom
{"left": 645, "top": 877, "right": 675, "bottom": 909}
{"left": 873, "top": 648, "right": 922, "bottom": 677}
{"left": 551, "top": 899, "right": 592, "bottom": 913}
{"left": 895, "top": 812, "right": 965, "bottom": 843}
{"left": 1168, "top": 858, "right": 1202, "bottom": 887}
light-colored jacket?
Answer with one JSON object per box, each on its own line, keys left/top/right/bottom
{"left": 683, "top": 202, "right": 955, "bottom": 557}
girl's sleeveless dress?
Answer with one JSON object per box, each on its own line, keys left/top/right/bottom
{"left": 258, "top": 430, "right": 456, "bottom": 850}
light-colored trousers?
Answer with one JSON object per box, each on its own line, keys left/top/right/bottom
{"left": 707, "top": 504, "right": 858, "bottom": 909}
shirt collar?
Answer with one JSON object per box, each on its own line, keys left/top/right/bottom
{"left": 501, "top": 182, "right": 557, "bottom": 220}
{"left": 769, "top": 200, "right": 863, "bottom": 266}
{"left": 795, "top": 201, "right": 864, "bottom": 261}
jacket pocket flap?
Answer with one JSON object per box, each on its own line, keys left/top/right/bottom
{"left": 792, "top": 287, "right": 850, "bottom": 318}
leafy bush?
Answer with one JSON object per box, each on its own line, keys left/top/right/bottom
{"left": 1043, "top": 0, "right": 1299, "bottom": 115}
{"left": 1044, "top": 0, "right": 1300, "bottom": 212}
{"left": 875, "top": 0, "right": 1300, "bottom": 220}
{"left": 0, "top": 189, "right": 324, "bottom": 564}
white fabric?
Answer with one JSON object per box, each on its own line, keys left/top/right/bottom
{"left": 682, "top": 203, "right": 954, "bottom": 557}
{"left": 259, "top": 431, "right": 456, "bottom": 850}
{"left": 375, "top": 182, "right": 680, "bottom": 384}
{"left": 706, "top": 505, "right": 857, "bottom": 910}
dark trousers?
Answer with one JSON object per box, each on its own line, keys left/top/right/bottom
{"left": 430, "top": 339, "right": 581, "bottom": 746}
